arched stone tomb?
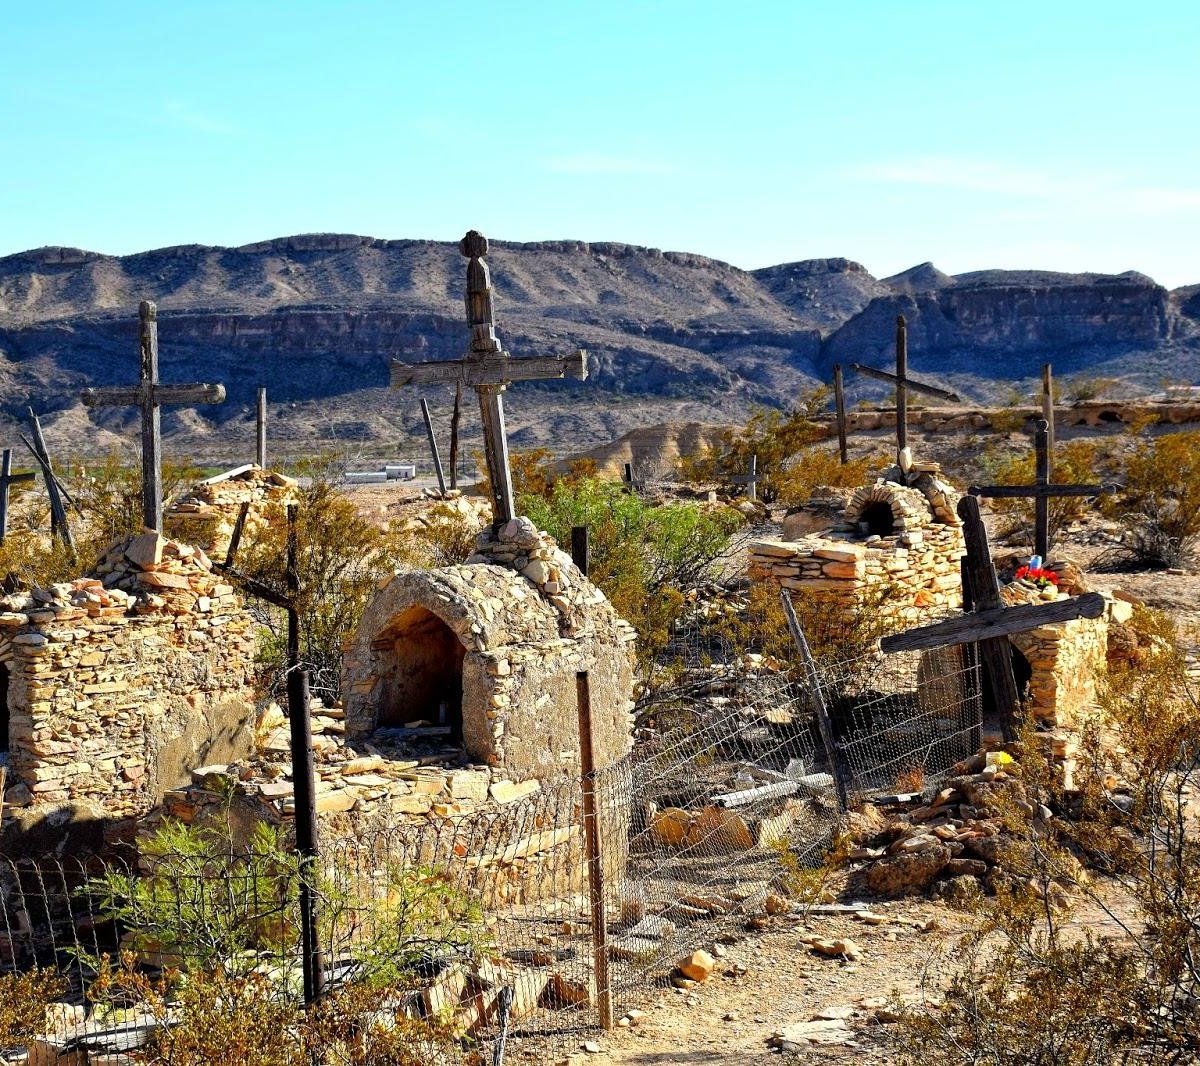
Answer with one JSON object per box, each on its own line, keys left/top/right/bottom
{"left": 344, "top": 517, "right": 637, "bottom": 780}
{"left": 748, "top": 465, "right": 966, "bottom": 626}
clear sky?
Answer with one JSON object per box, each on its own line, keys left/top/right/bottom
{"left": 3, "top": 1, "right": 1197, "bottom": 286}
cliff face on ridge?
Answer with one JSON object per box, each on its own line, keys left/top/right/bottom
{"left": 0, "top": 235, "right": 1196, "bottom": 459}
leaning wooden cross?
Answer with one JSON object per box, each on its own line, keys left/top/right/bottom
{"left": 80, "top": 300, "right": 226, "bottom": 532}
{"left": 968, "top": 418, "right": 1114, "bottom": 561}
{"left": 881, "top": 495, "right": 1105, "bottom": 741}
{"left": 418, "top": 397, "right": 448, "bottom": 495}
{"left": 849, "top": 315, "right": 961, "bottom": 463}
{"left": 391, "top": 231, "right": 588, "bottom": 527}
{"left": 20, "top": 409, "right": 77, "bottom": 550}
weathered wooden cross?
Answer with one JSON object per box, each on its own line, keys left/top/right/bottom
{"left": 0, "top": 449, "right": 37, "bottom": 544}
{"left": 730, "top": 454, "right": 762, "bottom": 502}
{"left": 850, "top": 315, "right": 961, "bottom": 463}
{"left": 882, "top": 494, "right": 1105, "bottom": 741}
{"left": 80, "top": 301, "right": 226, "bottom": 532}
{"left": 391, "top": 231, "right": 588, "bottom": 526}
{"left": 968, "top": 418, "right": 1114, "bottom": 560}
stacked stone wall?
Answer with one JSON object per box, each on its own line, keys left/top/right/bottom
{"left": 1, "top": 533, "right": 257, "bottom": 825}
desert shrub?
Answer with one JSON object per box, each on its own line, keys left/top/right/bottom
{"left": 0, "top": 967, "right": 66, "bottom": 1050}
{"left": 772, "top": 445, "right": 881, "bottom": 508}
{"left": 898, "top": 608, "right": 1200, "bottom": 1063}
{"left": 678, "top": 394, "right": 830, "bottom": 502}
{"left": 1101, "top": 430, "right": 1200, "bottom": 568}
{"left": 521, "top": 477, "right": 743, "bottom": 668}
{"left": 234, "top": 477, "right": 413, "bottom": 701}
{"left": 1064, "top": 375, "right": 1118, "bottom": 402}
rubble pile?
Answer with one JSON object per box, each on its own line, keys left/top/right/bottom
{"left": 165, "top": 465, "right": 299, "bottom": 558}
{"left": 850, "top": 751, "right": 1075, "bottom": 906}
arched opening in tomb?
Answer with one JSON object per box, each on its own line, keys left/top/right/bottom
{"left": 982, "top": 642, "right": 1033, "bottom": 720}
{"left": 373, "top": 605, "right": 467, "bottom": 744}
{"left": 857, "top": 501, "right": 897, "bottom": 537}
{"left": 0, "top": 663, "right": 9, "bottom": 760}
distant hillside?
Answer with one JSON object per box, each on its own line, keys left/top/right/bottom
{"left": 0, "top": 235, "right": 1197, "bottom": 461}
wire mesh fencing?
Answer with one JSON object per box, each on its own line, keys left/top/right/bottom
{"left": 0, "top": 587, "right": 985, "bottom": 1061}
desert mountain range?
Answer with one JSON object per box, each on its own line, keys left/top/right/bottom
{"left": 1, "top": 235, "right": 1197, "bottom": 460}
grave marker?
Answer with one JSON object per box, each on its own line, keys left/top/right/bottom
{"left": 832, "top": 364, "right": 848, "bottom": 464}
{"left": 849, "top": 315, "right": 961, "bottom": 463}
{"left": 80, "top": 301, "right": 226, "bottom": 532}
{"left": 968, "top": 419, "right": 1114, "bottom": 560}
{"left": 730, "top": 454, "right": 762, "bottom": 502}
{"left": 256, "top": 386, "right": 268, "bottom": 470}
{"left": 391, "top": 231, "right": 588, "bottom": 527}
{"left": 21, "top": 409, "right": 75, "bottom": 550}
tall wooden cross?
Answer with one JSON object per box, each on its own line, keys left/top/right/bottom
{"left": 1041, "top": 363, "right": 1055, "bottom": 478}
{"left": 391, "top": 231, "right": 588, "bottom": 526}
{"left": 0, "top": 449, "right": 36, "bottom": 544}
{"left": 850, "top": 315, "right": 961, "bottom": 464}
{"left": 968, "top": 419, "right": 1114, "bottom": 560}
{"left": 80, "top": 301, "right": 226, "bottom": 532}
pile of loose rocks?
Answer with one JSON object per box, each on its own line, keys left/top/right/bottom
{"left": 849, "top": 750, "right": 1078, "bottom": 908}
{"left": 165, "top": 465, "right": 299, "bottom": 559}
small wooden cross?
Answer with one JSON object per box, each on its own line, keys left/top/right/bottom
{"left": 883, "top": 495, "right": 1105, "bottom": 740}
{"left": 21, "top": 409, "right": 76, "bottom": 551}
{"left": 850, "top": 315, "right": 961, "bottom": 463}
{"left": 968, "top": 419, "right": 1114, "bottom": 560}
{"left": 391, "top": 231, "right": 588, "bottom": 526}
{"left": 80, "top": 300, "right": 226, "bottom": 532}
{"left": 730, "top": 454, "right": 762, "bottom": 502}
{"left": 0, "top": 449, "right": 37, "bottom": 544}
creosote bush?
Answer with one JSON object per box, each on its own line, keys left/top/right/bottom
{"left": 0, "top": 968, "right": 66, "bottom": 1051}
{"left": 1101, "top": 430, "right": 1200, "bottom": 568}
{"left": 899, "top": 607, "right": 1200, "bottom": 1064}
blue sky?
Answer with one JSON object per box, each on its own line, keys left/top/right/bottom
{"left": 3, "top": 1, "right": 1197, "bottom": 286}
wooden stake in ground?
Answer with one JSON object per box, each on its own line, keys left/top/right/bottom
{"left": 419, "top": 397, "right": 448, "bottom": 495}
{"left": 21, "top": 410, "right": 76, "bottom": 551}
{"left": 967, "top": 419, "right": 1113, "bottom": 561}
{"left": 1042, "top": 363, "right": 1055, "bottom": 478}
{"left": 448, "top": 382, "right": 463, "bottom": 491}
{"left": 883, "top": 495, "right": 1105, "bottom": 741}
{"left": 0, "top": 449, "right": 37, "bottom": 544}
{"left": 622, "top": 461, "right": 640, "bottom": 496}
{"left": 833, "top": 364, "right": 849, "bottom": 464}
{"left": 849, "top": 315, "right": 961, "bottom": 464}
{"left": 391, "top": 232, "right": 588, "bottom": 527}
{"left": 80, "top": 300, "right": 226, "bottom": 532}
{"left": 256, "top": 386, "right": 268, "bottom": 470}
{"left": 730, "top": 454, "right": 762, "bottom": 502}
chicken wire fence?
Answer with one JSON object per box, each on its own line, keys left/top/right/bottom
{"left": 0, "top": 593, "right": 985, "bottom": 1061}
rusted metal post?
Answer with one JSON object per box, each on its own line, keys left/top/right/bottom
{"left": 576, "top": 670, "right": 613, "bottom": 1030}
{"left": 833, "top": 364, "right": 848, "bottom": 464}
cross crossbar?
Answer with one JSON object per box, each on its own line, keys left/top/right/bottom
{"left": 848, "top": 362, "right": 961, "bottom": 403}
{"left": 880, "top": 592, "right": 1106, "bottom": 653}
{"left": 968, "top": 419, "right": 1114, "bottom": 558}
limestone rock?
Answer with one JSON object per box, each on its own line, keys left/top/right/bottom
{"left": 866, "top": 842, "right": 950, "bottom": 896}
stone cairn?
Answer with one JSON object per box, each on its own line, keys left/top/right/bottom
{"left": 165, "top": 465, "right": 299, "bottom": 560}
{"left": 1, "top": 532, "right": 256, "bottom": 820}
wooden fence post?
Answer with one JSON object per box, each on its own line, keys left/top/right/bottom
{"left": 833, "top": 364, "right": 848, "bottom": 465}
{"left": 576, "top": 669, "right": 614, "bottom": 1030}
